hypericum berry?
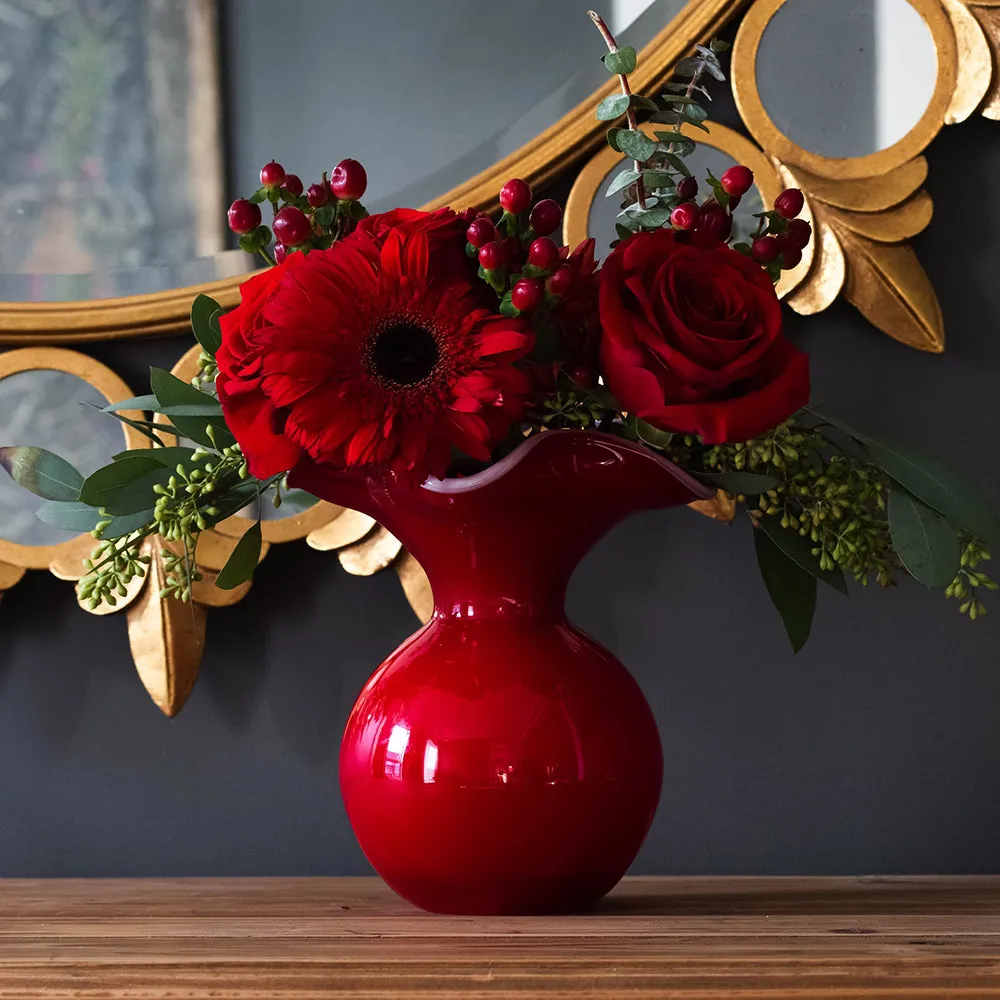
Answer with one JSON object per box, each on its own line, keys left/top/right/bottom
{"left": 670, "top": 203, "right": 699, "bottom": 231}
{"left": 272, "top": 205, "right": 312, "bottom": 246}
{"left": 780, "top": 246, "right": 803, "bottom": 270}
{"left": 752, "top": 236, "right": 780, "bottom": 264}
{"left": 306, "top": 183, "right": 329, "bottom": 207}
{"left": 527, "top": 237, "right": 560, "bottom": 272}
{"left": 785, "top": 218, "right": 812, "bottom": 250}
{"left": 466, "top": 217, "right": 496, "bottom": 249}
{"left": 227, "top": 198, "right": 261, "bottom": 235}
{"left": 529, "top": 198, "right": 562, "bottom": 236}
{"left": 273, "top": 242, "right": 289, "bottom": 264}
{"left": 478, "top": 241, "right": 504, "bottom": 270}
{"left": 283, "top": 173, "right": 303, "bottom": 197}
{"left": 720, "top": 165, "right": 754, "bottom": 199}
{"left": 547, "top": 265, "right": 575, "bottom": 297}
{"left": 511, "top": 277, "right": 545, "bottom": 312}
{"left": 499, "top": 177, "right": 532, "bottom": 214}
{"left": 695, "top": 203, "right": 731, "bottom": 243}
{"left": 676, "top": 176, "right": 698, "bottom": 201}
{"left": 260, "top": 161, "right": 285, "bottom": 188}
{"left": 331, "top": 158, "right": 367, "bottom": 200}
{"left": 774, "top": 187, "right": 805, "bottom": 219}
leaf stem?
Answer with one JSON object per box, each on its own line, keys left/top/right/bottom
{"left": 588, "top": 10, "right": 647, "bottom": 210}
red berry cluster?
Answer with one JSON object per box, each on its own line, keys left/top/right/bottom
{"left": 227, "top": 157, "right": 369, "bottom": 263}
{"left": 467, "top": 177, "right": 569, "bottom": 316}
{"left": 667, "top": 163, "right": 756, "bottom": 247}
{"left": 749, "top": 187, "right": 809, "bottom": 272}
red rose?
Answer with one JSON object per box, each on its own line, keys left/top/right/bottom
{"left": 599, "top": 230, "right": 809, "bottom": 443}
{"left": 216, "top": 210, "right": 533, "bottom": 484}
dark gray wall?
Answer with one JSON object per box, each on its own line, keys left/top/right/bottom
{"left": 0, "top": 6, "right": 999, "bottom": 877}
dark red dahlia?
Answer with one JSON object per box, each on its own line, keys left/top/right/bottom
{"left": 216, "top": 210, "right": 534, "bottom": 484}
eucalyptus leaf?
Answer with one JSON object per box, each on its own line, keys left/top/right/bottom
{"left": 864, "top": 438, "right": 1000, "bottom": 547}
{"left": 757, "top": 516, "right": 849, "bottom": 595}
{"left": 103, "top": 395, "right": 159, "bottom": 413}
{"left": 79, "top": 455, "right": 173, "bottom": 515}
{"left": 606, "top": 168, "right": 640, "bottom": 197}
{"left": 606, "top": 127, "right": 622, "bottom": 152}
{"left": 602, "top": 45, "right": 636, "bottom": 74}
{"left": 0, "top": 446, "right": 84, "bottom": 501}
{"left": 660, "top": 152, "right": 693, "bottom": 177}
{"left": 754, "top": 528, "right": 817, "bottom": 653}
{"left": 633, "top": 207, "right": 673, "bottom": 227}
{"left": 640, "top": 169, "right": 675, "bottom": 188}
{"left": 35, "top": 500, "right": 102, "bottom": 533}
{"left": 115, "top": 447, "right": 201, "bottom": 467}
{"left": 697, "top": 471, "right": 780, "bottom": 495}
{"left": 616, "top": 129, "right": 657, "bottom": 161}
{"left": 101, "top": 508, "right": 157, "bottom": 539}
{"left": 636, "top": 419, "right": 673, "bottom": 450}
{"left": 190, "top": 294, "right": 223, "bottom": 356}
{"left": 888, "top": 490, "right": 961, "bottom": 588}
{"left": 596, "top": 93, "right": 631, "bottom": 121}
{"left": 215, "top": 520, "right": 262, "bottom": 590}
{"left": 149, "top": 368, "right": 234, "bottom": 449}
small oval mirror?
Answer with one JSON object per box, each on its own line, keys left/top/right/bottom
{"left": 0, "top": 370, "right": 125, "bottom": 546}
{"left": 754, "top": 0, "right": 938, "bottom": 159}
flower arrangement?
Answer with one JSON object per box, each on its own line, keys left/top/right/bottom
{"left": 3, "top": 13, "right": 997, "bottom": 651}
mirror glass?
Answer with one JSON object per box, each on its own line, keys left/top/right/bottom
{"left": 755, "top": 0, "right": 938, "bottom": 158}
{"left": 0, "top": 0, "right": 691, "bottom": 303}
{"left": 587, "top": 145, "right": 765, "bottom": 257}
{"left": 0, "top": 370, "right": 125, "bottom": 546}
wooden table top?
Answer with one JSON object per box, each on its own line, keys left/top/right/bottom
{"left": 0, "top": 876, "right": 997, "bottom": 997}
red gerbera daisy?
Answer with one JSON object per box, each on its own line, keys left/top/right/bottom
{"left": 216, "top": 209, "right": 534, "bottom": 484}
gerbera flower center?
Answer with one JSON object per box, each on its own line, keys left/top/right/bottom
{"left": 370, "top": 323, "right": 440, "bottom": 386}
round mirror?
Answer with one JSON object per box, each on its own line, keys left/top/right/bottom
{"left": 587, "top": 146, "right": 765, "bottom": 256}
{"left": 754, "top": 0, "right": 938, "bottom": 158}
{"left": 0, "top": 0, "right": 692, "bottom": 308}
{"left": 0, "top": 369, "right": 126, "bottom": 546}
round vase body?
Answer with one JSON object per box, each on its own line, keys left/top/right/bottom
{"left": 291, "top": 430, "right": 712, "bottom": 914}
{"left": 340, "top": 616, "right": 662, "bottom": 914}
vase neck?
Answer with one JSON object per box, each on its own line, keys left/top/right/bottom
{"left": 289, "top": 431, "right": 714, "bottom": 624}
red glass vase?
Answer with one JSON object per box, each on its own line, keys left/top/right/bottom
{"left": 291, "top": 430, "right": 711, "bottom": 914}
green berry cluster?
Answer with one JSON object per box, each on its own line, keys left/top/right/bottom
{"left": 946, "top": 536, "right": 998, "bottom": 620}
{"left": 77, "top": 531, "right": 151, "bottom": 610}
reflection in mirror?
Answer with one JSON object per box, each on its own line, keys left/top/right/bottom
{"left": 0, "top": 0, "right": 233, "bottom": 302}
{"left": 227, "top": 0, "right": 689, "bottom": 213}
{"left": 238, "top": 491, "right": 320, "bottom": 523}
{"left": 0, "top": 370, "right": 124, "bottom": 546}
{"left": 755, "top": 0, "right": 938, "bottom": 158}
{"left": 586, "top": 146, "right": 765, "bottom": 256}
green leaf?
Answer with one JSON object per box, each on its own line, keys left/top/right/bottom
{"left": 634, "top": 207, "right": 673, "bottom": 228}
{"left": 596, "top": 93, "right": 632, "bottom": 121}
{"left": 79, "top": 455, "right": 172, "bottom": 513}
{"left": 615, "top": 223, "right": 635, "bottom": 241}
{"left": 606, "top": 127, "right": 623, "bottom": 152}
{"left": 149, "top": 368, "right": 234, "bottom": 450}
{"left": 710, "top": 38, "right": 731, "bottom": 53}
{"left": 0, "top": 446, "right": 84, "bottom": 501}
{"left": 630, "top": 95, "right": 659, "bottom": 113}
{"left": 35, "top": 500, "right": 102, "bottom": 533}
{"left": 660, "top": 95, "right": 705, "bottom": 107}
{"left": 754, "top": 528, "right": 817, "bottom": 653}
{"left": 682, "top": 102, "right": 708, "bottom": 124}
{"left": 674, "top": 57, "right": 703, "bottom": 76}
{"left": 101, "top": 509, "right": 156, "bottom": 539}
{"left": 757, "top": 516, "right": 849, "bottom": 596}
{"left": 660, "top": 152, "right": 693, "bottom": 177}
{"left": 313, "top": 205, "right": 335, "bottom": 228}
{"left": 863, "top": 439, "right": 1000, "bottom": 548}
{"left": 697, "top": 471, "right": 780, "bottom": 495}
{"left": 704, "top": 169, "right": 730, "bottom": 208}
{"left": 103, "top": 395, "right": 159, "bottom": 413}
{"left": 215, "top": 520, "right": 262, "bottom": 590}
{"left": 191, "top": 294, "right": 223, "bottom": 356}
{"left": 636, "top": 419, "right": 673, "bottom": 450}
{"left": 115, "top": 446, "right": 201, "bottom": 467}
{"left": 205, "top": 481, "right": 261, "bottom": 524}
{"left": 602, "top": 46, "right": 637, "bottom": 74}
{"left": 616, "top": 129, "right": 658, "bottom": 161}
{"left": 249, "top": 187, "right": 267, "bottom": 204}
{"left": 606, "top": 168, "right": 640, "bottom": 197}
{"left": 640, "top": 169, "right": 675, "bottom": 189}
{"left": 887, "top": 490, "right": 961, "bottom": 588}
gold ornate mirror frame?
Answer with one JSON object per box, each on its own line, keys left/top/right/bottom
{"left": 563, "top": 0, "right": 1000, "bottom": 353}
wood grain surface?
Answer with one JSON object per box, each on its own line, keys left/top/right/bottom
{"left": 0, "top": 876, "right": 997, "bottom": 997}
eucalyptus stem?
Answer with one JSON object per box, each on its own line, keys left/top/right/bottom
{"left": 588, "top": 9, "right": 647, "bottom": 210}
